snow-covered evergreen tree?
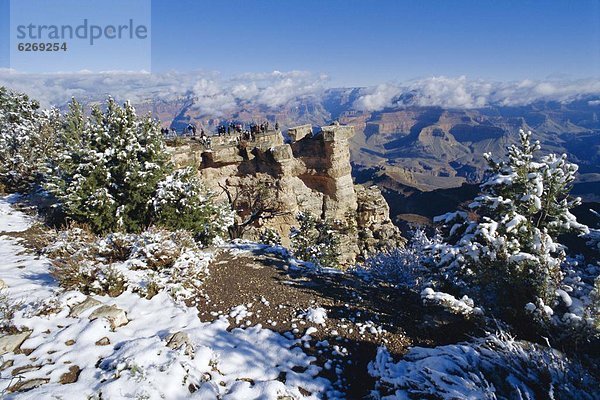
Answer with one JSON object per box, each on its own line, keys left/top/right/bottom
{"left": 0, "top": 87, "right": 60, "bottom": 192}
{"left": 47, "top": 98, "right": 170, "bottom": 233}
{"left": 432, "top": 130, "right": 589, "bottom": 323}
{"left": 290, "top": 212, "right": 342, "bottom": 269}
{"left": 153, "top": 167, "right": 233, "bottom": 244}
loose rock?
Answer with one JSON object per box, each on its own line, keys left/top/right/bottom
{"left": 8, "top": 378, "right": 49, "bottom": 392}
{"left": 0, "top": 359, "right": 14, "bottom": 370}
{"left": 95, "top": 337, "right": 111, "bottom": 346}
{"left": 0, "top": 331, "right": 32, "bottom": 355}
{"left": 12, "top": 364, "right": 41, "bottom": 376}
{"left": 69, "top": 296, "right": 102, "bottom": 317}
{"left": 89, "top": 305, "right": 128, "bottom": 329}
{"left": 59, "top": 365, "right": 81, "bottom": 384}
{"left": 166, "top": 331, "right": 194, "bottom": 355}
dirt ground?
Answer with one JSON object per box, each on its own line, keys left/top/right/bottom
{"left": 196, "top": 247, "right": 480, "bottom": 398}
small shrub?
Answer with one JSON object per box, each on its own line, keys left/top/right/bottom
{"left": 44, "top": 224, "right": 96, "bottom": 259}
{"left": 46, "top": 226, "right": 210, "bottom": 302}
{"left": 129, "top": 229, "right": 196, "bottom": 270}
{"left": 258, "top": 228, "right": 282, "bottom": 247}
{"left": 97, "top": 266, "right": 127, "bottom": 297}
{"left": 144, "top": 278, "right": 160, "bottom": 300}
{"left": 358, "top": 229, "right": 439, "bottom": 287}
{"left": 50, "top": 256, "right": 100, "bottom": 295}
{"left": 0, "top": 290, "right": 20, "bottom": 331}
{"left": 49, "top": 252, "right": 125, "bottom": 298}
{"left": 97, "top": 232, "right": 135, "bottom": 262}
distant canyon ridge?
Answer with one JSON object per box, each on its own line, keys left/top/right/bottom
{"left": 105, "top": 89, "right": 600, "bottom": 224}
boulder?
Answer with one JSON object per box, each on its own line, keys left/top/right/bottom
{"left": 270, "top": 144, "right": 293, "bottom": 162}
{"left": 355, "top": 184, "right": 405, "bottom": 255}
{"left": 11, "top": 364, "right": 41, "bottom": 376}
{"left": 0, "top": 359, "right": 14, "bottom": 370}
{"left": 0, "top": 331, "right": 32, "bottom": 355}
{"left": 89, "top": 305, "right": 128, "bottom": 329}
{"left": 287, "top": 124, "right": 312, "bottom": 142}
{"left": 59, "top": 365, "right": 81, "bottom": 384}
{"left": 166, "top": 331, "right": 194, "bottom": 356}
{"left": 69, "top": 296, "right": 102, "bottom": 317}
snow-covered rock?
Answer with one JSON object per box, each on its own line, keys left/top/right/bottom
{"left": 8, "top": 378, "right": 49, "bottom": 393}
{"left": 165, "top": 331, "right": 193, "bottom": 355}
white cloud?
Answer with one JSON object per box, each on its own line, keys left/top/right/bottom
{"left": 0, "top": 69, "right": 199, "bottom": 107}
{"left": 352, "top": 76, "right": 600, "bottom": 111}
{"left": 352, "top": 83, "right": 400, "bottom": 112}
{"left": 1, "top": 70, "right": 599, "bottom": 114}
{"left": 0, "top": 69, "right": 328, "bottom": 115}
{"left": 188, "top": 70, "right": 327, "bottom": 115}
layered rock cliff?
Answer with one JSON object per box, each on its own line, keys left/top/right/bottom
{"left": 167, "top": 123, "right": 404, "bottom": 266}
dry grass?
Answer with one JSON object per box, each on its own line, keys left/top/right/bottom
{"left": 49, "top": 256, "right": 126, "bottom": 298}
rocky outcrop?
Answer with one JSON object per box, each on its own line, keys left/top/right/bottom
{"left": 355, "top": 185, "right": 405, "bottom": 257}
{"left": 167, "top": 123, "right": 403, "bottom": 266}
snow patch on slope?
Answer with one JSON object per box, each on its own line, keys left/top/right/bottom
{"left": 0, "top": 197, "right": 335, "bottom": 399}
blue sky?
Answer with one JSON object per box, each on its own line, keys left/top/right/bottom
{"left": 1, "top": 0, "right": 599, "bottom": 87}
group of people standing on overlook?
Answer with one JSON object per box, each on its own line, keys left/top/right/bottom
{"left": 162, "top": 120, "right": 280, "bottom": 148}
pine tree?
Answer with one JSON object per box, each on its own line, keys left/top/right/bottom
{"left": 47, "top": 98, "right": 170, "bottom": 233}
{"left": 290, "top": 212, "right": 342, "bottom": 269}
{"left": 0, "top": 87, "right": 60, "bottom": 192}
{"left": 433, "top": 130, "right": 589, "bottom": 322}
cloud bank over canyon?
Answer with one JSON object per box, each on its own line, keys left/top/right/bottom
{"left": 1, "top": 69, "right": 599, "bottom": 114}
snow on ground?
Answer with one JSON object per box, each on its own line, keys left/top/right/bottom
{"left": 0, "top": 194, "right": 58, "bottom": 308}
{"left": 0, "top": 197, "right": 336, "bottom": 399}
{"left": 0, "top": 195, "right": 31, "bottom": 233}
{"left": 368, "top": 332, "right": 599, "bottom": 400}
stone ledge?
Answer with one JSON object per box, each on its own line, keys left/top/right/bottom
{"left": 321, "top": 125, "right": 355, "bottom": 141}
